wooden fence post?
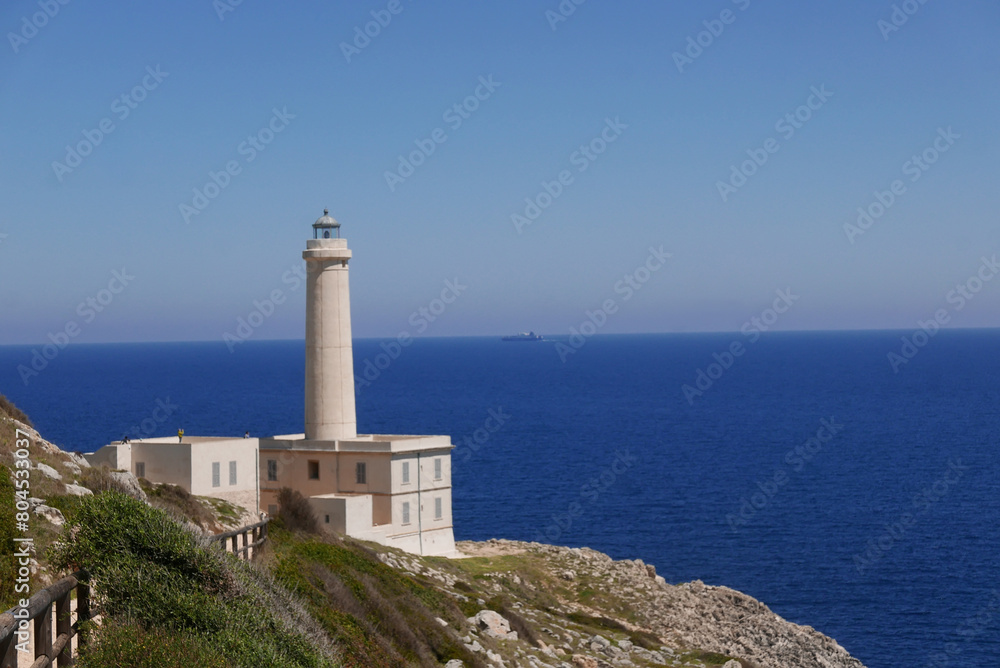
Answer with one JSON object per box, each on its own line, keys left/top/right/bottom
{"left": 56, "top": 588, "right": 72, "bottom": 667}
{"left": 34, "top": 601, "right": 52, "bottom": 663}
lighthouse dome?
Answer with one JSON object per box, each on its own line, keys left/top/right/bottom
{"left": 312, "top": 209, "right": 341, "bottom": 239}
{"left": 313, "top": 209, "right": 339, "bottom": 229}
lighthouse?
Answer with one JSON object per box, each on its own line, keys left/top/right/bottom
{"left": 303, "top": 209, "right": 357, "bottom": 441}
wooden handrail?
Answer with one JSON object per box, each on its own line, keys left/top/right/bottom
{"left": 0, "top": 570, "right": 89, "bottom": 668}
{"left": 209, "top": 518, "right": 269, "bottom": 561}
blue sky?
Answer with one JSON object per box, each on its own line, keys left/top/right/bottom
{"left": 1, "top": 0, "right": 998, "bottom": 344}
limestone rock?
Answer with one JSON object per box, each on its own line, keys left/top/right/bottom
{"left": 572, "top": 655, "right": 598, "bottom": 668}
{"left": 444, "top": 661, "right": 465, "bottom": 668}
{"left": 35, "top": 463, "right": 61, "bottom": 480}
{"left": 469, "top": 609, "right": 515, "bottom": 639}
{"left": 34, "top": 505, "right": 65, "bottom": 526}
{"left": 109, "top": 471, "right": 148, "bottom": 501}
{"left": 723, "top": 661, "right": 741, "bottom": 668}
{"left": 68, "top": 452, "right": 91, "bottom": 468}
{"left": 63, "top": 484, "right": 93, "bottom": 497}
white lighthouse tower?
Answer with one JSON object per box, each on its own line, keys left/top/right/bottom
{"left": 304, "top": 210, "right": 357, "bottom": 441}
{"left": 255, "top": 208, "right": 457, "bottom": 557}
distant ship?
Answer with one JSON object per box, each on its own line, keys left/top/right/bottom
{"left": 501, "top": 331, "right": 544, "bottom": 342}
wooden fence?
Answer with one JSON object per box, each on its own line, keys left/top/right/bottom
{"left": 209, "top": 518, "right": 270, "bottom": 561}
{"left": 0, "top": 570, "right": 90, "bottom": 668}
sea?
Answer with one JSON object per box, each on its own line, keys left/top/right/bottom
{"left": 1, "top": 331, "right": 998, "bottom": 668}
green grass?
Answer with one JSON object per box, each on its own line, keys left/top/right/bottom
{"left": 0, "top": 465, "right": 17, "bottom": 612}
{"left": 269, "top": 524, "right": 485, "bottom": 668}
{"left": 77, "top": 620, "right": 231, "bottom": 668}
{"left": 52, "top": 493, "right": 336, "bottom": 668}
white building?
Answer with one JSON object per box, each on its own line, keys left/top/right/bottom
{"left": 86, "top": 436, "right": 260, "bottom": 512}
{"left": 86, "top": 210, "right": 456, "bottom": 556}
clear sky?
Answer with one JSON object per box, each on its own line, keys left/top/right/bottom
{"left": 1, "top": 1, "right": 998, "bottom": 344}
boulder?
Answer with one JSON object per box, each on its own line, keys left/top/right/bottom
{"left": 572, "top": 655, "right": 599, "bottom": 668}
{"left": 35, "top": 463, "right": 61, "bottom": 480}
{"left": 63, "top": 484, "right": 93, "bottom": 497}
{"left": 722, "top": 661, "right": 741, "bottom": 668}
{"left": 444, "top": 661, "right": 465, "bottom": 668}
{"left": 34, "top": 505, "right": 65, "bottom": 526}
{"left": 109, "top": 471, "right": 148, "bottom": 501}
{"left": 68, "top": 452, "right": 91, "bottom": 468}
{"left": 468, "top": 610, "right": 515, "bottom": 639}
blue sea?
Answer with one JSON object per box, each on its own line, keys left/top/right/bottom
{"left": 2, "top": 331, "right": 999, "bottom": 668}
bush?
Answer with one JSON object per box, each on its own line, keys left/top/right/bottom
{"left": 0, "top": 394, "right": 31, "bottom": 427}
{"left": 0, "top": 466, "right": 17, "bottom": 611}
{"left": 277, "top": 487, "right": 320, "bottom": 535}
{"left": 53, "top": 493, "right": 336, "bottom": 668}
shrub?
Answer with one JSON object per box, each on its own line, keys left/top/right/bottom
{"left": 53, "top": 493, "right": 336, "bottom": 668}
{"left": 0, "top": 394, "right": 31, "bottom": 427}
{"left": 277, "top": 487, "right": 320, "bottom": 535}
{"left": 0, "top": 466, "right": 17, "bottom": 611}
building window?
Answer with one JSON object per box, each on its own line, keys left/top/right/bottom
{"left": 229, "top": 461, "right": 237, "bottom": 486}
{"left": 325, "top": 514, "right": 330, "bottom": 524}
{"left": 402, "top": 501, "right": 410, "bottom": 525}
{"left": 267, "top": 460, "right": 278, "bottom": 481}
{"left": 212, "top": 462, "right": 220, "bottom": 488}
{"left": 308, "top": 461, "right": 320, "bottom": 480}
{"left": 267, "top": 504, "right": 277, "bottom": 516}
{"left": 402, "top": 461, "right": 410, "bottom": 484}
{"left": 135, "top": 462, "right": 145, "bottom": 478}
{"left": 435, "top": 497, "right": 443, "bottom": 520}
{"left": 434, "top": 458, "right": 442, "bottom": 480}
{"left": 356, "top": 462, "right": 366, "bottom": 484}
